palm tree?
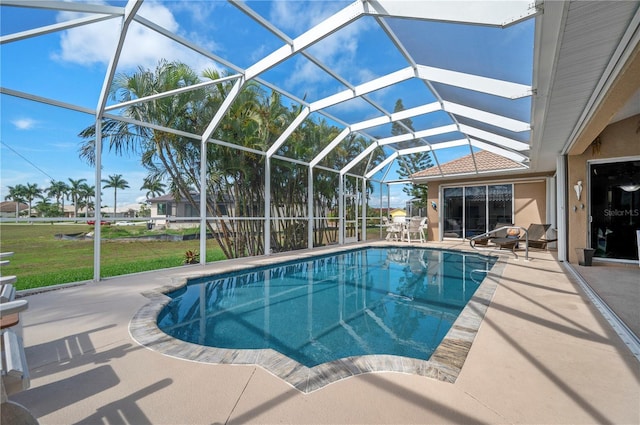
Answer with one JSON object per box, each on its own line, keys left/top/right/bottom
{"left": 67, "top": 178, "right": 87, "bottom": 219}
{"left": 77, "top": 60, "right": 384, "bottom": 258}
{"left": 79, "top": 183, "right": 96, "bottom": 217}
{"left": 46, "top": 180, "right": 69, "bottom": 215}
{"left": 5, "top": 184, "right": 27, "bottom": 220}
{"left": 102, "top": 174, "right": 129, "bottom": 216}
{"left": 140, "top": 178, "right": 166, "bottom": 199}
{"left": 22, "top": 182, "right": 43, "bottom": 219}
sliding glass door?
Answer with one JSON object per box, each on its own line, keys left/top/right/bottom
{"left": 443, "top": 184, "right": 513, "bottom": 239}
{"left": 590, "top": 160, "right": 640, "bottom": 261}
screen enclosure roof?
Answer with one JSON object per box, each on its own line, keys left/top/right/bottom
{"left": 2, "top": 0, "right": 638, "bottom": 183}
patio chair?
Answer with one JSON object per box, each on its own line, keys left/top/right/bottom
{"left": 403, "top": 216, "right": 426, "bottom": 243}
{"left": 419, "top": 217, "right": 428, "bottom": 241}
{"left": 382, "top": 217, "right": 402, "bottom": 241}
{"left": 1, "top": 299, "right": 38, "bottom": 425}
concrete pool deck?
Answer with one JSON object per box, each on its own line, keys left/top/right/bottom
{"left": 7, "top": 241, "right": 640, "bottom": 424}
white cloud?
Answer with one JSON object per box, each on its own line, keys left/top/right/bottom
{"left": 12, "top": 118, "right": 37, "bottom": 130}
{"left": 54, "top": 2, "right": 213, "bottom": 73}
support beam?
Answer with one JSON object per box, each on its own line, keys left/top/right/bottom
{"left": 267, "top": 107, "right": 310, "bottom": 157}
{"left": 338, "top": 174, "right": 344, "bottom": 245}
{"left": 93, "top": 120, "right": 103, "bottom": 282}
{"left": 244, "top": 0, "right": 366, "bottom": 80}
{"left": 350, "top": 102, "right": 441, "bottom": 132}
{"left": 341, "top": 143, "right": 378, "bottom": 176}
{"left": 443, "top": 101, "right": 531, "bottom": 132}
{"left": 310, "top": 128, "right": 350, "bottom": 168}
{"left": 105, "top": 74, "right": 242, "bottom": 112}
{"left": 1, "top": 14, "right": 118, "bottom": 44}
{"left": 460, "top": 124, "right": 530, "bottom": 151}
{"left": 2, "top": 0, "right": 122, "bottom": 14}
{"left": 199, "top": 133, "right": 208, "bottom": 264}
{"left": 201, "top": 77, "right": 245, "bottom": 144}
{"left": 469, "top": 139, "right": 528, "bottom": 163}
{"left": 93, "top": 0, "right": 142, "bottom": 282}
{"left": 310, "top": 67, "right": 415, "bottom": 112}
{"left": 265, "top": 157, "right": 271, "bottom": 255}
{"left": 365, "top": 152, "right": 398, "bottom": 179}
{"left": 308, "top": 167, "right": 314, "bottom": 250}
{"left": 377, "top": 124, "right": 458, "bottom": 145}
{"left": 416, "top": 65, "right": 532, "bottom": 99}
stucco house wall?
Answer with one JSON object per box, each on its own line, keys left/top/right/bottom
{"left": 426, "top": 175, "right": 551, "bottom": 242}
{"left": 566, "top": 114, "right": 640, "bottom": 263}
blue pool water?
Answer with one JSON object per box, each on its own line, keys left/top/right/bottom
{"left": 157, "top": 247, "right": 496, "bottom": 368}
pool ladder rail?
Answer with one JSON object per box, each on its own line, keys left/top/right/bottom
{"left": 468, "top": 225, "right": 529, "bottom": 261}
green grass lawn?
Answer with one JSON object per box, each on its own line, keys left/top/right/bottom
{"left": 0, "top": 223, "right": 227, "bottom": 290}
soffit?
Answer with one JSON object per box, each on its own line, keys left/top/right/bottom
{"left": 532, "top": 1, "right": 640, "bottom": 168}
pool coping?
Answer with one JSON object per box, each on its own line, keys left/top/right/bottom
{"left": 129, "top": 245, "right": 507, "bottom": 393}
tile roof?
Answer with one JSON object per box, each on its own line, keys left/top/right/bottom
{"left": 0, "top": 201, "right": 29, "bottom": 213}
{"left": 411, "top": 150, "right": 525, "bottom": 178}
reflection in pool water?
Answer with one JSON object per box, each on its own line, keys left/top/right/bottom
{"left": 157, "top": 247, "right": 496, "bottom": 367}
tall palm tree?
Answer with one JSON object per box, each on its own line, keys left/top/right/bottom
{"left": 5, "top": 184, "right": 27, "bottom": 220}
{"left": 22, "top": 182, "right": 43, "bottom": 219}
{"left": 46, "top": 180, "right": 69, "bottom": 215}
{"left": 79, "top": 59, "right": 209, "bottom": 225}
{"left": 102, "top": 174, "right": 129, "bottom": 216}
{"left": 67, "top": 178, "right": 87, "bottom": 219}
{"left": 140, "top": 178, "right": 166, "bottom": 199}
{"left": 76, "top": 60, "right": 384, "bottom": 258}
{"left": 79, "top": 183, "right": 96, "bottom": 216}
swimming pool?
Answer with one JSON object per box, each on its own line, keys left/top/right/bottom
{"left": 156, "top": 247, "right": 497, "bottom": 368}
{"left": 130, "top": 245, "right": 504, "bottom": 392}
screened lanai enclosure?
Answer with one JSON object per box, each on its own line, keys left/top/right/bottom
{"left": 1, "top": 0, "right": 539, "bottom": 280}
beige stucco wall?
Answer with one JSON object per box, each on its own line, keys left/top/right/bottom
{"left": 425, "top": 175, "right": 549, "bottom": 242}
{"left": 566, "top": 113, "right": 640, "bottom": 263}
{"left": 514, "top": 181, "right": 547, "bottom": 228}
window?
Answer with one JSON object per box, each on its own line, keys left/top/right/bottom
{"left": 157, "top": 202, "right": 171, "bottom": 216}
{"left": 185, "top": 203, "right": 199, "bottom": 217}
{"left": 443, "top": 184, "right": 513, "bottom": 239}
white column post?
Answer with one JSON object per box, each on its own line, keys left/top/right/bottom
{"left": 308, "top": 166, "right": 314, "bottom": 250}
{"left": 199, "top": 138, "right": 207, "bottom": 264}
{"left": 556, "top": 155, "right": 568, "bottom": 261}
{"left": 265, "top": 157, "right": 271, "bottom": 255}
{"left": 93, "top": 120, "right": 102, "bottom": 282}
{"left": 338, "top": 173, "right": 344, "bottom": 245}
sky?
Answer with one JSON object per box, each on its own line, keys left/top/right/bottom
{"left": 0, "top": 1, "right": 534, "bottom": 211}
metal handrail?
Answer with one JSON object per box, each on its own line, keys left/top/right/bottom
{"left": 469, "top": 225, "right": 529, "bottom": 260}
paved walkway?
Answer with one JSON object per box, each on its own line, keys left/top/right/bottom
{"left": 7, "top": 242, "right": 640, "bottom": 424}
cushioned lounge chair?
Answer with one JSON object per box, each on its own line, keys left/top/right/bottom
{"left": 472, "top": 222, "right": 514, "bottom": 246}
{"left": 493, "top": 224, "right": 553, "bottom": 251}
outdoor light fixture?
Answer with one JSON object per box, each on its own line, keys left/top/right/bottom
{"left": 431, "top": 201, "right": 437, "bottom": 211}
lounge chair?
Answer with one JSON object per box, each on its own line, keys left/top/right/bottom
{"left": 493, "top": 224, "right": 553, "bottom": 251}
{"left": 472, "top": 222, "right": 514, "bottom": 245}
{"left": 526, "top": 224, "right": 557, "bottom": 249}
